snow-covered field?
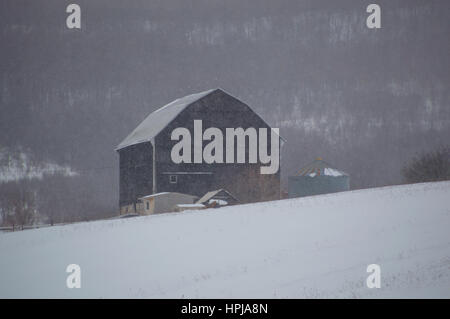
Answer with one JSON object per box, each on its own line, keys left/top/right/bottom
{"left": 1, "top": 182, "right": 449, "bottom": 298}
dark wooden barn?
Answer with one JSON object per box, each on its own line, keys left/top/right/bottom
{"left": 116, "top": 88, "right": 281, "bottom": 213}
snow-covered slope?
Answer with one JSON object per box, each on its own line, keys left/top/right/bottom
{"left": 1, "top": 182, "right": 449, "bottom": 298}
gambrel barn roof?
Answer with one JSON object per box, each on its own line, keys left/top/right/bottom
{"left": 116, "top": 89, "right": 215, "bottom": 151}
{"left": 116, "top": 88, "right": 283, "bottom": 151}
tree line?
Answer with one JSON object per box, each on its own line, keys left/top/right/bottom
{"left": 0, "top": 173, "right": 114, "bottom": 230}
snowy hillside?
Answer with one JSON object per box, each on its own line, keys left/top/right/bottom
{"left": 1, "top": 182, "right": 449, "bottom": 298}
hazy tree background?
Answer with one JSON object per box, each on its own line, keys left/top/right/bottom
{"left": 402, "top": 147, "right": 450, "bottom": 184}
{"left": 0, "top": 0, "right": 449, "bottom": 222}
{"left": 0, "top": 179, "right": 35, "bottom": 229}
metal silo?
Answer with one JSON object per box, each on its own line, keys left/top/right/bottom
{"left": 288, "top": 158, "right": 350, "bottom": 198}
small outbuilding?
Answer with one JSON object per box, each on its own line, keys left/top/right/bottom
{"left": 196, "top": 189, "right": 238, "bottom": 207}
{"left": 139, "top": 192, "right": 198, "bottom": 215}
{"left": 288, "top": 158, "right": 350, "bottom": 198}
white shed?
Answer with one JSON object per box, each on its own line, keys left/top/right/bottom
{"left": 139, "top": 192, "right": 198, "bottom": 215}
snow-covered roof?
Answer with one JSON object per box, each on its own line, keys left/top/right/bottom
{"left": 139, "top": 192, "right": 170, "bottom": 199}
{"left": 295, "top": 158, "right": 348, "bottom": 177}
{"left": 139, "top": 192, "right": 196, "bottom": 200}
{"left": 116, "top": 88, "right": 284, "bottom": 151}
{"left": 116, "top": 89, "right": 215, "bottom": 151}
{"left": 196, "top": 189, "right": 237, "bottom": 204}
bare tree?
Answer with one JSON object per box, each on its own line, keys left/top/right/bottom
{"left": 0, "top": 183, "right": 15, "bottom": 227}
{"left": 37, "top": 173, "right": 69, "bottom": 225}
{"left": 0, "top": 181, "right": 36, "bottom": 230}
{"left": 402, "top": 147, "right": 450, "bottom": 184}
{"left": 11, "top": 181, "right": 36, "bottom": 230}
{"left": 0, "top": 182, "right": 24, "bottom": 229}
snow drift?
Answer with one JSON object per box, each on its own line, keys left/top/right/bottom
{"left": 0, "top": 181, "right": 449, "bottom": 298}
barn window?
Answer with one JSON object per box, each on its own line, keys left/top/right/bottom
{"left": 146, "top": 202, "right": 149, "bottom": 210}
{"left": 169, "top": 175, "right": 177, "bottom": 184}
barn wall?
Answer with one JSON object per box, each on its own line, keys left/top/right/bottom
{"left": 155, "top": 89, "right": 280, "bottom": 203}
{"left": 119, "top": 202, "right": 145, "bottom": 215}
{"left": 119, "top": 142, "right": 153, "bottom": 207}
